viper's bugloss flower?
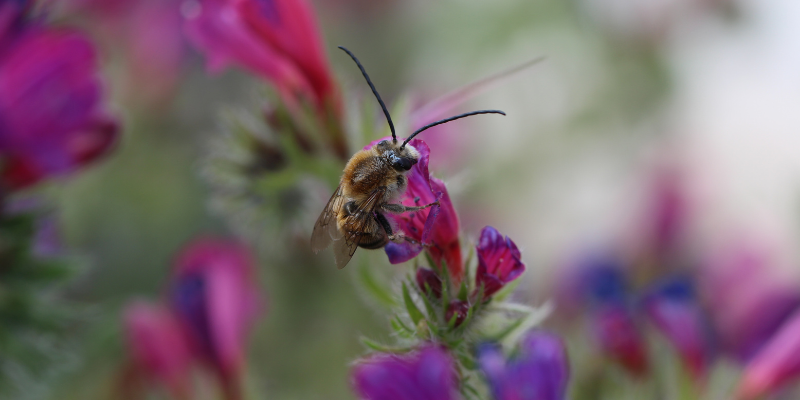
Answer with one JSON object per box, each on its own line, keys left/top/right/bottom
{"left": 0, "top": 0, "right": 27, "bottom": 48}
{"left": 380, "top": 139, "right": 463, "bottom": 282}
{"left": 184, "top": 0, "right": 338, "bottom": 113}
{"left": 642, "top": 276, "right": 711, "bottom": 378}
{"left": 169, "top": 238, "right": 262, "bottom": 396}
{"left": 416, "top": 267, "right": 443, "bottom": 299}
{"left": 0, "top": 27, "right": 118, "bottom": 189}
{"left": 351, "top": 346, "right": 460, "bottom": 400}
{"left": 592, "top": 303, "right": 649, "bottom": 376}
{"left": 478, "top": 331, "right": 569, "bottom": 400}
{"left": 737, "top": 310, "right": 800, "bottom": 399}
{"left": 475, "top": 226, "right": 525, "bottom": 298}
{"left": 124, "top": 301, "right": 192, "bottom": 400}
{"left": 699, "top": 241, "right": 800, "bottom": 361}
{"left": 445, "top": 300, "right": 469, "bottom": 327}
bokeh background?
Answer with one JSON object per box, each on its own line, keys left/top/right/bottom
{"left": 19, "top": 0, "right": 800, "bottom": 398}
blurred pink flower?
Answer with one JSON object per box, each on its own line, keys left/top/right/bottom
{"left": 185, "top": 0, "right": 338, "bottom": 113}
{"left": 169, "top": 237, "right": 263, "bottom": 398}
{"left": 737, "top": 310, "right": 800, "bottom": 399}
{"left": 0, "top": 27, "right": 118, "bottom": 189}
{"left": 351, "top": 346, "right": 460, "bottom": 400}
{"left": 475, "top": 226, "right": 525, "bottom": 298}
{"left": 124, "top": 301, "right": 192, "bottom": 400}
{"left": 592, "top": 304, "right": 649, "bottom": 376}
{"left": 699, "top": 241, "right": 800, "bottom": 361}
{"left": 642, "top": 277, "right": 712, "bottom": 379}
{"left": 378, "top": 139, "right": 463, "bottom": 283}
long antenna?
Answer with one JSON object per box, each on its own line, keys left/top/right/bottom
{"left": 338, "top": 46, "right": 396, "bottom": 142}
{"left": 402, "top": 110, "right": 506, "bottom": 148}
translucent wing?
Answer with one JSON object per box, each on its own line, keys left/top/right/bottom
{"left": 332, "top": 186, "right": 388, "bottom": 269}
{"left": 311, "top": 184, "right": 345, "bottom": 253}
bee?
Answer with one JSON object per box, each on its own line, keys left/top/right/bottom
{"left": 311, "top": 46, "right": 506, "bottom": 269}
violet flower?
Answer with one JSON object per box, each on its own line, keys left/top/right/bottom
{"left": 0, "top": 27, "right": 118, "bottom": 189}
{"left": 478, "top": 331, "right": 570, "bottom": 400}
{"left": 737, "top": 310, "right": 800, "bottom": 399}
{"left": 376, "top": 139, "right": 463, "bottom": 282}
{"left": 351, "top": 346, "right": 461, "bottom": 400}
{"left": 169, "top": 238, "right": 262, "bottom": 397}
{"left": 642, "top": 276, "right": 712, "bottom": 378}
{"left": 124, "top": 301, "right": 192, "bottom": 400}
{"left": 475, "top": 226, "right": 525, "bottom": 298}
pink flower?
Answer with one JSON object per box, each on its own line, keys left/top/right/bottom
{"left": 184, "top": 0, "right": 337, "bottom": 113}
{"left": 379, "top": 139, "right": 464, "bottom": 282}
{"left": 475, "top": 226, "right": 525, "bottom": 298}
{"left": 351, "top": 346, "right": 461, "bottom": 400}
{"left": 169, "top": 237, "right": 263, "bottom": 398}
{"left": 416, "top": 267, "right": 443, "bottom": 299}
{"left": 123, "top": 301, "right": 192, "bottom": 400}
{"left": 592, "top": 304, "right": 649, "bottom": 376}
{"left": 445, "top": 300, "right": 470, "bottom": 327}
{"left": 0, "top": 28, "right": 118, "bottom": 189}
{"left": 737, "top": 310, "right": 800, "bottom": 399}
{"left": 642, "top": 277, "right": 712, "bottom": 379}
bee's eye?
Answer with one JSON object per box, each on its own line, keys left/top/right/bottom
{"left": 393, "top": 158, "right": 413, "bottom": 171}
{"left": 378, "top": 140, "right": 389, "bottom": 147}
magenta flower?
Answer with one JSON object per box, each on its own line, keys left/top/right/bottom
{"left": 737, "top": 310, "right": 800, "bottom": 399}
{"left": 169, "top": 237, "right": 263, "bottom": 398}
{"left": 642, "top": 277, "right": 712, "bottom": 378}
{"left": 184, "top": 0, "right": 337, "bottom": 113}
{"left": 592, "top": 304, "right": 649, "bottom": 376}
{"left": 351, "top": 346, "right": 461, "bottom": 400}
{"left": 377, "top": 139, "right": 464, "bottom": 282}
{"left": 478, "top": 331, "right": 570, "bottom": 400}
{"left": 445, "top": 300, "right": 470, "bottom": 327}
{"left": 475, "top": 226, "right": 525, "bottom": 298}
{"left": 123, "top": 301, "right": 192, "bottom": 400}
{"left": 0, "top": 27, "right": 118, "bottom": 189}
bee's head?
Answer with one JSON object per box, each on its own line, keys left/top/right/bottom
{"left": 376, "top": 139, "right": 419, "bottom": 172}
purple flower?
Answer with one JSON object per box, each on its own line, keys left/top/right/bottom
{"left": 737, "top": 310, "right": 800, "bottom": 399}
{"left": 351, "top": 346, "right": 460, "bottom": 400}
{"left": 475, "top": 226, "right": 525, "bottom": 298}
{"left": 478, "top": 331, "right": 570, "bottom": 400}
{"left": 592, "top": 303, "right": 649, "bottom": 376}
{"left": 169, "top": 237, "right": 263, "bottom": 398}
{"left": 374, "top": 138, "right": 464, "bottom": 283}
{"left": 642, "top": 276, "right": 712, "bottom": 378}
{"left": 0, "top": 27, "right": 118, "bottom": 189}
{"left": 123, "top": 301, "right": 192, "bottom": 400}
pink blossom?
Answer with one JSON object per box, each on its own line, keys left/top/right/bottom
{"left": 738, "top": 310, "right": 800, "bottom": 399}
{"left": 123, "top": 301, "right": 192, "bottom": 400}
{"left": 475, "top": 226, "right": 525, "bottom": 298}
{"left": 592, "top": 304, "right": 649, "bottom": 376}
{"left": 0, "top": 28, "right": 118, "bottom": 189}
{"left": 169, "top": 237, "right": 263, "bottom": 398}
{"left": 375, "top": 139, "right": 463, "bottom": 282}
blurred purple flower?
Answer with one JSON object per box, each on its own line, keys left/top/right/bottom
{"left": 592, "top": 303, "right": 649, "bottom": 376}
{"left": 642, "top": 276, "right": 712, "bottom": 378}
{"left": 416, "top": 267, "right": 443, "bottom": 299}
{"left": 475, "top": 226, "right": 525, "bottom": 298}
{"left": 169, "top": 237, "right": 263, "bottom": 399}
{"left": 737, "top": 310, "right": 800, "bottom": 399}
{"left": 699, "top": 241, "right": 800, "bottom": 362}
{"left": 0, "top": 0, "right": 27, "bottom": 49}
{"left": 376, "top": 139, "right": 464, "bottom": 283}
{"left": 351, "top": 346, "right": 460, "bottom": 400}
{"left": 478, "top": 331, "right": 570, "bottom": 400}
{"left": 124, "top": 301, "right": 192, "bottom": 400}
{"left": 0, "top": 27, "right": 118, "bottom": 189}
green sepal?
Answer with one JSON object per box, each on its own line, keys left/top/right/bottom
{"left": 402, "top": 282, "right": 424, "bottom": 326}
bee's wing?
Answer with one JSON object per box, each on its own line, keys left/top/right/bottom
{"left": 333, "top": 186, "right": 388, "bottom": 269}
{"left": 311, "top": 184, "right": 345, "bottom": 253}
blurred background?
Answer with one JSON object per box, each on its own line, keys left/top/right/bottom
{"left": 15, "top": 0, "right": 800, "bottom": 398}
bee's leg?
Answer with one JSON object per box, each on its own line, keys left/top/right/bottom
{"left": 380, "top": 201, "right": 440, "bottom": 215}
{"left": 375, "top": 212, "right": 419, "bottom": 245}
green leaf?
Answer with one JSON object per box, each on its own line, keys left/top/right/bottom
{"left": 402, "top": 282, "right": 424, "bottom": 326}
{"left": 492, "top": 277, "right": 522, "bottom": 303}
{"left": 357, "top": 263, "right": 398, "bottom": 309}
{"left": 359, "top": 337, "right": 414, "bottom": 354}
{"left": 458, "top": 280, "right": 469, "bottom": 301}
